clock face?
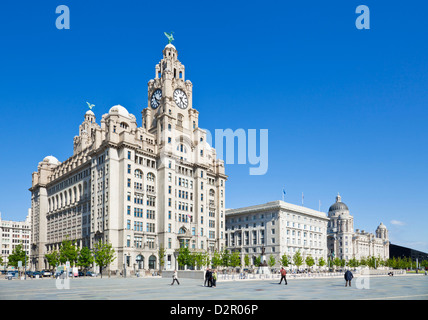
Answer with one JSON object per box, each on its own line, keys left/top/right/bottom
{"left": 150, "top": 89, "right": 162, "bottom": 109}
{"left": 173, "top": 89, "right": 188, "bottom": 109}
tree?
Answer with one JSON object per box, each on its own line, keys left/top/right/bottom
{"left": 59, "top": 238, "right": 79, "bottom": 267}
{"left": 293, "top": 250, "right": 303, "bottom": 269}
{"left": 177, "top": 247, "right": 192, "bottom": 269}
{"left": 268, "top": 255, "right": 276, "bottom": 268}
{"left": 193, "top": 252, "right": 207, "bottom": 270}
{"left": 254, "top": 256, "right": 261, "bottom": 267}
{"left": 317, "top": 257, "right": 326, "bottom": 268}
{"left": 221, "top": 250, "right": 231, "bottom": 268}
{"left": 348, "top": 257, "right": 359, "bottom": 268}
{"left": 230, "top": 251, "right": 242, "bottom": 269}
{"left": 8, "top": 244, "right": 27, "bottom": 269}
{"left": 305, "top": 255, "right": 315, "bottom": 269}
{"left": 93, "top": 240, "right": 116, "bottom": 278}
{"left": 158, "top": 245, "right": 166, "bottom": 272}
{"left": 45, "top": 250, "right": 60, "bottom": 270}
{"left": 77, "top": 246, "right": 93, "bottom": 273}
{"left": 211, "top": 251, "right": 222, "bottom": 269}
{"left": 280, "top": 253, "right": 291, "bottom": 268}
{"left": 244, "top": 254, "right": 251, "bottom": 268}
{"left": 332, "top": 257, "right": 341, "bottom": 270}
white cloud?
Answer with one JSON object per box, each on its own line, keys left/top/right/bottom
{"left": 390, "top": 220, "right": 405, "bottom": 226}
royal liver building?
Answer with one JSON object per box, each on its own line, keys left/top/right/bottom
{"left": 30, "top": 43, "right": 227, "bottom": 273}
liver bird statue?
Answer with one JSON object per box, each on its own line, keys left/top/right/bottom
{"left": 164, "top": 32, "right": 174, "bottom": 44}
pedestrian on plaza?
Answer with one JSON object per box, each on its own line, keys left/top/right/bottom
{"left": 171, "top": 270, "right": 180, "bottom": 285}
{"left": 212, "top": 269, "right": 217, "bottom": 288}
{"left": 207, "top": 269, "right": 213, "bottom": 287}
{"left": 204, "top": 268, "right": 210, "bottom": 287}
{"left": 344, "top": 270, "right": 353, "bottom": 287}
{"left": 279, "top": 267, "right": 288, "bottom": 285}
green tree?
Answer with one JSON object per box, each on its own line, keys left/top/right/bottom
{"left": 45, "top": 250, "right": 60, "bottom": 270}
{"left": 332, "top": 257, "right": 341, "bottom": 270}
{"left": 348, "top": 257, "right": 359, "bottom": 268}
{"left": 305, "top": 255, "right": 315, "bottom": 269}
{"left": 158, "top": 245, "right": 166, "bottom": 272}
{"left": 177, "top": 247, "right": 192, "bottom": 269}
{"left": 211, "top": 251, "right": 222, "bottom": 268}
{"left": 280, "top": 253, "right": 291, "bottom": 267}
{"left": 193, "top": 252, "right": 206, "bottom": 270}
{"left": 93, "top": 240, "right": 116, "bottom": 278}
{"left": 77, "top": 246, "right": 94, "bottom": 273}
{"left": 244, "top": 254, "right": 251, "bottom": 268}
{"left": 230, "top": 251, "right": 241, "bottom": 269}
{"left": 254, "top": 256, "right": 261, "bottom": 267}
{"left": 221, "top": 250, "right": 231, "bottom": 268}
{"left": 293, "top": 250, "right": 303, "bottom": 269}
{"left": 59, "top": 238, "right": 79, "bottom": 266}
{"left": 8, "top": 244, "right": 27, "bottom": 269}
{"left": 268, "top": 255, "right": 276, "bottom": 268}
{"left": 317, "top": 257, "right": 326, "bottom": 268}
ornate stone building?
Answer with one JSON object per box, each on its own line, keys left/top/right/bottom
{"left": 225, "top": 201, "right": 329, "bottom": 268}
{"left": 0, "top": 209, "right": 32, "bottom": 268}
{"left": 29, "top": 43, "right": 227, "bottom": 273}
{"left": 327, "top": 194, "right": 389, "bottom": 261}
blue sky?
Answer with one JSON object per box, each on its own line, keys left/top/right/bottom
{"left": 0, "top": 1, "right": 427, "bottom": 252}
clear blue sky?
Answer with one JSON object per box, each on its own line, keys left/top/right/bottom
{"left": 0, "top": 1, "right": 427, "bottom": 252}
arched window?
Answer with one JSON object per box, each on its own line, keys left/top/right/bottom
{"left": 148, "top": 255, "right": 156, "bottom": 270}
{"left": 134, "top": 169, "right": 143, "bottom": 179}
{"left": 147, "top": 172, "right": 155, "bottom": 182}
{"left": 176, "top": 144, "right": 187, "bottom": 153}
{"left": 209, "top": 189, "right": 215, "bottom": 197}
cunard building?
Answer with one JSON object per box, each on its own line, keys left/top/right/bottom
{"left": 30, "top": 42, "right": 227, "bottom": 273}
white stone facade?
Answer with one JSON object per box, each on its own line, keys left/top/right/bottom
{"left": 30, "top": 44, "right": 227, "bottom": 273}
{"left": 0, "top": 209, "right": 32, "bottom": 267}
{"left": 225, "top": 201, "right": 329, "bottom": 268}
{"left": 327, "top": 194, "right": 389, "bottom": 261}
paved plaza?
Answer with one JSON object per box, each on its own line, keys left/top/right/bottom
{"left": 0, "top": 274, "right": 427, "bottom": 300}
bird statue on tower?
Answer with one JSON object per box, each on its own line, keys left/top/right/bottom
{"left": 86, "top": 102, "right": 95, "bottom": 110}
{"left": 164, "top": 32, "right": 174, "bottom": 44}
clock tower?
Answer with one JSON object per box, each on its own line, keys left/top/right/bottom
{"left": 141, "top": 41, "right": 227, "bottom": 265}
{"left": 143, "top": 44, "right": 198, "bottom": 139}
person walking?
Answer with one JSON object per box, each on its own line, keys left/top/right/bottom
{"left": 279, "top": 267, "right": 287, "bottom": 285}
{"left": 344, "top": 269, "right": 353, "bottom": 287}
{"left": 171, "top": 270, "right": 180, "bottom": 285}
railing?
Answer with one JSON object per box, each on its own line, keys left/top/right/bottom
{"left": 218, "top": 269, "right": 407, "bottom": 281}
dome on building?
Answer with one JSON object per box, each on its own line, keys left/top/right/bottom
{"left": 328, "top": 193, "right": 349, "bottom": 213}
{"left": 165, "top": 43, "right": 176, "bottom": 50}
{"left": 86, "top": 110, "right": 95, "bottom": 116}
{"left": 43, "top": 155, "right": 60, "bottom": 165}
{"left": 109, "top": 105, "right": 129, "bottom": 117}
{"left": 377, "top": 222, "right": 387, "bottom": 229}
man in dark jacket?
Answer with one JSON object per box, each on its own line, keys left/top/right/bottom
{"left": 204, "top": 268, "right": 211, "bottom": 287}
{"left": 344, "top": 270, "right": 353, "bottom": 287}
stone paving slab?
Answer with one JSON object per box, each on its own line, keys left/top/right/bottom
{"left": 0, "top": 274, "right": 427, "bottom": 300}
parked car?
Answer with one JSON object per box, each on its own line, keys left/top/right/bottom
{"left": 42, "top": 270, "right": 52, "bottom": 277}
{"left": 85, "top": 271, "right": 96, "bottom": 277}
{"left": 5, "top": 271, "right": 18, "bottom": 279}
{"left": 30, "top": 271, "right": 43, "bottom": 278}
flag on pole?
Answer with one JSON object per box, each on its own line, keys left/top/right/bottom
{"left": 302, "top": 192, "right": 304, "bottom": 205}
{"left": 282, "top": 187, "right": 286, "bottom": 201}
